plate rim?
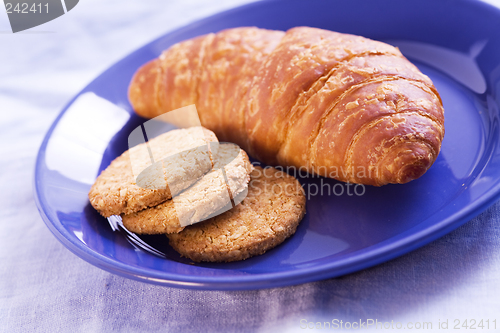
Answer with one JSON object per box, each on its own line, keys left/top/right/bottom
{"left": 33, "top": 0, "right": 500, "bottom": 290}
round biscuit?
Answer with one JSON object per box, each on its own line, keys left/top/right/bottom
{"left": 166, "top": 166, "right": 306, "bottom": 262}
{"left": 88, "top": 127, "right": 217, "bottom": 217}
{"left": 121, "top": 148, "right": 253, "bottom": 234}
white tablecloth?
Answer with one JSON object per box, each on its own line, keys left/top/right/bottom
{"left": 1, "top": 0, "right": 500, "bottom": 332}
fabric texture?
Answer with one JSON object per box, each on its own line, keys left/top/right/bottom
{"left": 1, "top": 1, "right": 500, "bottom": 332}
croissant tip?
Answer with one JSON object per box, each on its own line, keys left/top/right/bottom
{"left": 128, "top": 59, "right": 161, "bottom": 118}
{"left": 396, "top": 163, "right": 429, "bottom": 184}
{"left": 380, "top": 143, "right": 436, "bottom": 185}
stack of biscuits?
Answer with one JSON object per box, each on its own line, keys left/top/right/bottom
{"left": 89, "top": 127, "right": 306, "bottom": 262}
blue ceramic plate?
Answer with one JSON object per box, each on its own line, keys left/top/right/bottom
{"left": 34, "top": 0, "right": 500, "bottom": 290}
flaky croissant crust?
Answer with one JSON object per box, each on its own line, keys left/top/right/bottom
{"left": 129, "top": 27, "right": 444, "bottom": 186}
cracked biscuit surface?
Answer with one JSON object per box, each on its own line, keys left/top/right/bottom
{"left": 166, "top": 166, "right": 306, "bottom": 262}
{"left": 121, "top": 147, "right": 253, "bottom": 234}
{"left": 88, "top": 127, "right": 217, "bottom": 217}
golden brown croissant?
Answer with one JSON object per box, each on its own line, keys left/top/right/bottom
{"left": 128, "top": 27, "right": 444, "bottom": 186}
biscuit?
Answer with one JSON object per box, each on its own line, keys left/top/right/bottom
{"left": 89, "top": 127, "right": 217, "bottom": 217}
{"left": 121, "top": 145, "right": 253, "bottom": 234}
{"left": 166, "top": 166, "right": 306, "bottom": 262}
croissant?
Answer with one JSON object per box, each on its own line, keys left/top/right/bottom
{"left": 129, "top": 27, "right": 444, "bottom": 186}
